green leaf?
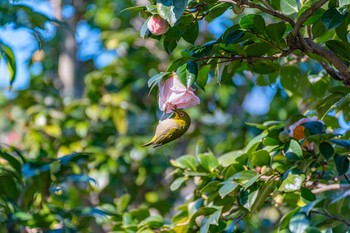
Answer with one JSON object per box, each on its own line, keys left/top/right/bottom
{"left": 183, "top": 21, "right": 199, "bottom": 44}
{"left": 250, "top": 181, "right": 275, "bottom": 213}
{"left": 200, "top": 208, "right": 222, "bottom": 233}
{"left": 242, "top": 188, "right": 259, "bottom": 211}
{"left": 197, "top": 65, "right": 211, "bottom": 90}
{"left": 163, "top": 27, "right": 183, "bottom": 53}
{"left": 173, "top": 155, "right": 198, "bottom": 171}
{"left": 263, "top": 128, "right": 282, "bottom": 146}
{"left": 176, "top": 60, "right": 198, "bottom": 88}
{"left": 156, "top": 0, "right": 187, "bottom": 26}
{"left": 251, "top": 150, "right": 270, "bottom": 167}
{"left": 288, "top": 140, "right": 303, "bottom": 157}
{"left": 280, "top": 65, "right": 303, "bottom": 93}
{"left": 279, "top": 208, "right": 300, "bottom": 230}
{"left": 326, "top": 40, "right": 350, "bottom": 60}
{"left": 219, "top": 180, "right": 239, "bottom": 198}
{"left": 319, "top": 141, "right": 334, "bottom": 161}
{"left": 245, "top": 42, "right": 271, "bottom": 57}
{"left": 321, "top": 8, "right": 347, "bottom": 30}
{"left": 300, "top": 198, "right": 323, "bottom": 215}
{"left": 198, "top": 153, "right": 219, "bottom": 172}
{"left": 279, "top": 173, "right": 305, "bottom": 192}
{"left": 334, "top": 154, "right": 349, "bottom": 176}
{"left": 251, "top": 60, "right": 280, "bottom": 74}
{"left": 240, "top": 15, "right": 265, "bottom": 34}
{"left": 305, "top": 227, "right": 322, "bottom": 233}
{"left": 206, "top": 3, "right": 230, "bottom": 22}
{"left": 0, "top": 42, "right": 17, "bottom": 87}
{"left": 330, "top": 139, "right": 350, "bottom": 149}
{"left": 303, "top": 8, "right": 325, "bottom": 26}
{"left": 170, "top": 177, "right": 188, "bottom": 191}
{"left": 218, "top": 150, "right": 247, "bottom": 167}
{"left": 289, "top": 213, "right": 310, "bottom": 233}
{"left": 224, "top": 30, "right": 245, "bottom": 45}
{"left": 231, "top": 170, "right": 257, "bottom": 180}
{"left": 190, "top": 41, "right": 215, "bottom": 58}
{"left": 312, "top": 19, "right": 326, "bottom": 38}
{"left": 266, "top": 22, "right": 286, "bottom": 41}
{"left": 300, "top": 187, "right": 316, "bottom": 202}
{"left": 281, "top": 0, "right": 299, "bottom": 15}
{"left": 0, "top": 150, "right": 22, "bottom": 176}
{"left": 142, "top": 214, "right": 164, "bottom": 228}
{"left": 140, "top": 18, "right": 150, "bottom": 39}
{"left": 244, "top": 132, "right": 267, "bottom": 153}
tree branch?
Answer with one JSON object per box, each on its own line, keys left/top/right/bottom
{"left": 196, "top": 49, "right": 293, "bottom": 65}
{"left": 311, "top": 210, "right": 350, "bottom": 226}
{"left": 311, "top": 183, "right": 350, "bottom": 194}
{"left": 305, "top": 38, "right": 350, "bottom": 85}
{"left": 291, "top": 0, "right": 329, "bottom": 38}
{"left": 319, "top": 62, "right": 344, "bottom": 81}
{"left": 218, "top": 0, "right": 295, "bottom": 26}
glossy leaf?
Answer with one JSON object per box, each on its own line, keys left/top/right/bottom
{"left": 334, "top": 154, "right": 350, "bottom": 176}
{"left": 319, "top": 141, "right": 334, "bottom": 161}
{"left": 251, "top": 150, "right": 270, "bottom": 167}
{"left": 321, "top": 8, "right": 347, "bottom": 30}
{"left": 198, "top": 153, "right": 219, "bottom": 172}
{"left": 0, "top": 42, "right": 17, "bottom": 87}
{"left": 251, "top": 60, "right": 280, "bottom": 74}
{"left": 289, "top": 213, "right": 310, "bottom": 233}
{"left": 245, "top": 42, "right": 271, "bottom": 57}
{"left": 176, "top": 60, "right": 198, "bottom": 88}
{"left": 156, "top": 0, "right": 187, "bottom": 26}
{"left": 197, "top": 64, "right": 210, "bottom": 91}
{"left": 170, "top": 177, "right": 188, "bottom": 191}
{"left": 173, "top": 155, "right": 198, "bottom": 171}
{"left": 239, "top": 15, "right": 265, "bottom": 34}
{"left": 224, "top": 30, "right": 245, "bottom": 45}
{"left": 281, "top": 0, "right": 299, "bottom": 15}
{"left": 266, "top": 22, "right": 286, "bottom": 41}
{"left": 219, "top": 180, "right": 239, "bottom": 198}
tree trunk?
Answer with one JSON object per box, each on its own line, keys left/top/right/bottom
{"left": 50, "top": 0, "right": 83, "bottom": 98}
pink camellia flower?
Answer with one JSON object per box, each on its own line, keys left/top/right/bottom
{"left": 147, "top": 15, "right": 170, "bottom": 35}
{"left": 159, "top": 74, "right": 200, "bottom": 113}
{"left": 288, "top": 116, "right": 323, "bottom": 150}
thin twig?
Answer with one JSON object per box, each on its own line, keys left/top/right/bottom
{"left": 196, "top": 49, "right": 293, "bottom": 64}
{"left": 311, "top": 183, "right": 350, "bottom": 194}
{"left": 319, "top": 62, "right": 343, "bottom": 81}
{"left": 291, "top": 0, "right": 329, "bottom": 38}
{"left": 311, "top": 210, "right": 350, "bottom": 226}
{"left": 259, "top": 0, "right": 275, "bottom": 11}
{"left": 218, "top": 0, "right": 295, "bottom": 26}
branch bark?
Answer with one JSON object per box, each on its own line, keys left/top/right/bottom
{"left": 291, "top": 0, "right": 329, "bottom": 38}
{"left": 311, "top": 183, "right": 350, "bottom": 194}
{"left": 218, "top": 0, "right": 295, "bottom": 26}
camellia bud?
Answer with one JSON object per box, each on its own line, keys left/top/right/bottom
{"left": 147, "top": 15, "right": 170, "bottom": 36}
{"left": 261, "top": 165, "right": 273, "bottom": 175}
{"left": 279, "top": 130, "right": 290, "bottom": 143}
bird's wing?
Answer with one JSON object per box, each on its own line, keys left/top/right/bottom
{"left": 152, "top": 126, "right": 179, "bottom": 147}
{"left": 154, "top": 119, "right": 179, "bottom": 137}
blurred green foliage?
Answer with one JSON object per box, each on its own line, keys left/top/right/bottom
{"left": 0, "top": 0, "right": 350, "bottom": 232}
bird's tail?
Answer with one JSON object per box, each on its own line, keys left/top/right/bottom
{"left": 142, "top": 141, "right": 153, "bottom": 147}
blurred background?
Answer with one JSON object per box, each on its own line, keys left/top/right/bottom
{"left": 0, "top": 0, "right": 349, "bottom": 232}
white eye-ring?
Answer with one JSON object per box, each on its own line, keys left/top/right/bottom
{"left": 179, "top": 112, "right": 184, "bottom": 117}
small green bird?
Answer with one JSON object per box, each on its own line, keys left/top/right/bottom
{"left": 143, "top": 110, "right": 191, "bottom": 148}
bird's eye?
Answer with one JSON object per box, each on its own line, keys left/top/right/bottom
{"left": 179, "top": 112, "right": 184, "bottom": 117}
